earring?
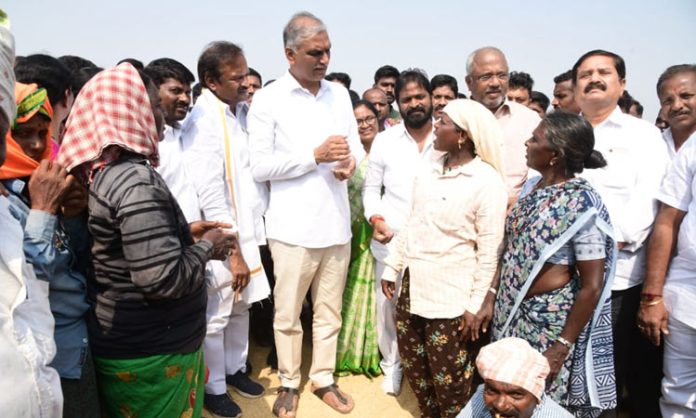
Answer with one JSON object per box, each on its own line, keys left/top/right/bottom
{"left": 550, "top": 161, "right": 555, "bottom": 166}
{"left": 458, "top": 141, "right": 462, "bottom": 150}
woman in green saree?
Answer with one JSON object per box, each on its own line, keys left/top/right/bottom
{"left": 335, "top": 100, "right": 382, "bottom": 377}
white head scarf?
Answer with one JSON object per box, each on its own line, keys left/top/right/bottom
{"left": 442, "top": 99, "right": 505, "bottom": 177}
{"left": 0, "top": 9, "right": 16, "bottom": 123}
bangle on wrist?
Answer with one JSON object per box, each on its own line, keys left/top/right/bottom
{"left": 556, "top": 336, "right": 573, "bottom": 349}
{"left": 369, "top": 215, "right": 385, "bottom": 226}
{"left": 488, "top": 287, "right": 497, "bottom": 296}
{"left": 640, "top": 298, "right": 663, "bottom": 307}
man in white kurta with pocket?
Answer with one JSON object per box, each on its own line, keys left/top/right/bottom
{"left": 182, "top": 41, "right": 270, "bottom": 418}
{"left": 248, "top": 11, "right": 362, "bottom": 417}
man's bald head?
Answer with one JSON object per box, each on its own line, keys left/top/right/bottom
{"left": 466, "top": 47, "right": 508, "bottom": 75}
{"left": 363, "top": 87, "right": 389, "bottom": 123}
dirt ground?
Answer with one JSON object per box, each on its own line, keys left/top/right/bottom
{"left": 202, "top": 331, "right": 420, "bottom": 418}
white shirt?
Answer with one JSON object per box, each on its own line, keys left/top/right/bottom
{"left": 362, "top": 122, "right": 435, "bottom": 262}
{"left": 663, "top": 128, "right": 679, "bottom": 160}
{"left": 381, "top": 157, "right": 507, "bottom": 318}
{"left": 581, "top": 107, "right": 669, "bottom": 290}
{"left": 656, "top": 133, "right": 696, "bottom": 328}
{"left": 156, "top": 124, "right": 201, "bottom": 222}
{"left": 181, "top": 89, "right": 269, "bottom": 303}
{"left": 248, "top": 71, "right": 361, "bottom": 248}
{"left": 0, "top": 197, "right": 62, "bottom": 418}
{"left": 662, "top": 127, "right": 694, "bottom": 161}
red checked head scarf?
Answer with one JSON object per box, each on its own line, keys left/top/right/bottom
{"left": 56, "top": 62, "right": 159, "bottom": 182}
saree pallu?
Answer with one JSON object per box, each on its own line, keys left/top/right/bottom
{"left": 94, "top": 348, "right": 205, "bottom": 418}
{"left": 492, "top": 178, "right": 617, "bottom": 418}
{"left": 335, "top": 158, "right": 381, "bottom": 377}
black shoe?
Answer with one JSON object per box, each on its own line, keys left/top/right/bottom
{"left": 226, "top": 370, "right": 265, "bottom": 398}
{"left": 204, "top": 393, "right": 242, "bottom": 418}
{"left": 267, "top": 346, "right": 278, "bottom": 370}
{"left": 245, "top": 360, "right": 252, "bottom": 376}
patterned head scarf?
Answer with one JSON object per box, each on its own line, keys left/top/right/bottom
{"left": 14, "top": 83, "right": 53, "bottom": 128}
{"left": 56, "top": 62, "right": 159, "bottom": 182}
{"left": 0, "top": 83, "right": 54, "bottom": 180}
{"left": 0, "top": 9, "right": 15, "bottom": 124}
{"left": 442, "top": 99, "right": 505, "bottom": 177}
{"left": 476, "top": 337, "right": 550, "bottom": 402}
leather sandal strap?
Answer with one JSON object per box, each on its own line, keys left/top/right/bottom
{"left": 273, "top": 387, "right": 299, "bottom": 416}
{"left": 313, "top": 384, "right": 348, "bottom": 405}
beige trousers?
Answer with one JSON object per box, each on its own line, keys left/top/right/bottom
{"left": 268, "top": 239, "right": 350, "bottom": 389}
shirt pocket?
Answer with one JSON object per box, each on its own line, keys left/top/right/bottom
{"left": 598, "top": 145, "right": 637, "bottom": 193}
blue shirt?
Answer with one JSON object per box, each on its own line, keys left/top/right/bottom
{"left": 4, "top": 178, "right": 91, "bottom": 379}
{"left": 457, "top": 384, "right": 574, "bottom": 418}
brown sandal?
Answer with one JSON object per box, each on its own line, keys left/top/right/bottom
{"left": 312, "top": 383, "right": 355, "bottom": 414}
{"left": 273, "top": 387, "right": 299, "bottom": 418}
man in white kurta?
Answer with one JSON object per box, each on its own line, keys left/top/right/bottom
{"left": 181, "top": 41, "right": 269, "bottom": 416}
{"left": 638, "top": 133, "right": 696, "bottom": 417}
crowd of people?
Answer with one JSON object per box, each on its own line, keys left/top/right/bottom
{"left": 1, "top": 8, "right": 695, "bottom": 418}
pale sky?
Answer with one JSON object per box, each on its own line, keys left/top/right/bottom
{"left": 5, "top": 0, "right": 696, "bottom": 120}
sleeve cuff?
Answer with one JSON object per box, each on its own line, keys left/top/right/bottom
{"left": 306, "top": 149, "right": 319, "bottom": 169}
{"left": 25, "top": 210, "right": 57, "bottom": 242}
{"left": 197, "top": 239, "right": 214, "bottom": 257}
{"left": 465, "top": 290, "right": 486, "bottom": 314}
{"left": 380, "top": 265, "right": 399, "bottom": 282}
{"left": 656, "top": 192, "right": 689, "bottom": 212}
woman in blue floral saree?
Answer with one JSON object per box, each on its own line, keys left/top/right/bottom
{"left": 490, "top": 112, "right": 617, "bottom": 418}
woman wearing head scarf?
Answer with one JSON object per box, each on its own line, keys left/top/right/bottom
{"left": 380, "top": 99, "right": 508, "bottom": 417}
{"left": 0, "top": 82, "right": 53, "bottom": 175}
{"left": 0, "top": 80, "right": 101, "bottom": 417}
{"left": 335, "top": 100, "right": 382, "bottom": 377}
{"left": 490, "top": 112, "right": 616, "bottom": 417}
{"left": 56, "top": 63, "right": 234, "bottom": 418}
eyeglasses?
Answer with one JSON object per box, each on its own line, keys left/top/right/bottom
{"left": 356, "top": 115, "right": 377, "bottom": 126}
{"left": 475, "top": 72, "right": 510, "bottom": 82}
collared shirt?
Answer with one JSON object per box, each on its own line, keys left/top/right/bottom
{"left": 581, "top": 106, "right": 669, "bottom": 290}
{"left": 0, "top": 196, "right": 63, "bottom": 418}
{"left": 156, "top": 124, "right": 201, "bottom": 223}
{"left": 3, "top": 179, "right": 90, "bottom": 379}
{"left": 181, "top": 89, "right": 269, "bottom": 303}
{"left": 494, "top": 100, "right": 541, "bottom": 197}
{"left": 656, "top": 132, "right": 696, "bottom": 328}
{"left": 247, "top": 71, "right": 362, "bottom": 248}
{"left": 662, "top": 127, "right": 694, "bottom": 161}
{"left": 382, "top": 157, "right": 507, "bottom": 319}
{"left": 362, "top": 122, "right": 435, "bottom": 262}
{"left": 457, "top": 384, "right": 574, "bottom": 418}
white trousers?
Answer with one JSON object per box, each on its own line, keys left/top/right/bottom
{"left": 661, "top": 316, "right": 696, "bottom": 418}
{"left": 204, "top": 282, "right": 250, "bottom": 395}
{"left": 374, "top": 260, "right": 401, "bottom": 372}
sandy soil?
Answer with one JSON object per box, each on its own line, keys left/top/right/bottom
{"left": 202, "top": 331, "right": 420, "bottom": 418}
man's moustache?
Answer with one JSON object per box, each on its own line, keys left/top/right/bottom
{"left": 584, "top": 82, "right": 606, "bottom": 93}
